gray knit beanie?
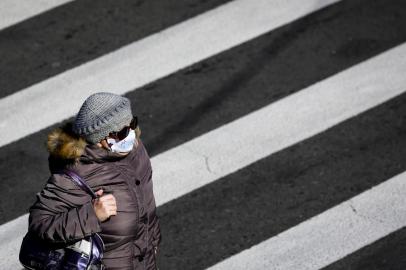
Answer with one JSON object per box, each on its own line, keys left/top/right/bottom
{"left": 73, "top": 92, "right": 133, "bottom": 144}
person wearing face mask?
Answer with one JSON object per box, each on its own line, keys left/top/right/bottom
{"left": 28, "top": 92, "right": 161, "bottom": 270}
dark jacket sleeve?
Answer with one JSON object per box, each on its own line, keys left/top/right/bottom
{"left": 28, "top": 174, "right": 101, "bottom": 244}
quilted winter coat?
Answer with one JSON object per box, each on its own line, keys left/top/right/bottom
{"left": 28, "top": 125, "right": 161, "bottom": 270}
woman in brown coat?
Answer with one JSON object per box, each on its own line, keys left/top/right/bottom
{"left": 28, "top": 92, "right": 161, "bottom": 270}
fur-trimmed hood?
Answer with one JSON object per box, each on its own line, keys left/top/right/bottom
{"left": 47, "top": 123, "right": 87, "bottom": 160}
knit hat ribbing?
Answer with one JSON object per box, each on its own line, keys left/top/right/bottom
{"left": 73, "top": 92, "right": 133, "bottom": 144}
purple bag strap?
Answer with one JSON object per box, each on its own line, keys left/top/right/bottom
{"left": 63, "top": 169, "right": 97, "bottom": 200}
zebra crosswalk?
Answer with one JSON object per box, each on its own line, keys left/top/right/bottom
{"left": 152, "top": 42, "right": 406, "bottom": 206}
{"left": 208, "top": 171, "right": 406, "bottom": 269}
{"left": 0, "top": 0, "right": 340, "bottom": 147}
{"left": 0, "top": 0, "right": 406, "bottom": 269}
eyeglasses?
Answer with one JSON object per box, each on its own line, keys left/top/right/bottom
{"left": 108, "top": 116, "right": 138, "bottom": 141}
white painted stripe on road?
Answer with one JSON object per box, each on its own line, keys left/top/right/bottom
{"left": 0, "top": 0, "right": 74, "bottom": 30}
{"left": 1, "top": 42, "right": 406, "bottom": 270}
{"left": 207, "top": 171, "right": 406, "bottom": 270}
{"left": 153, "top": 43, "right": 406, "bottom": 206}
{"left": 0, "top": 215, "right": 27, "bottom": 269}
{"left": 0, "top": 0, "right": 341, "bottom": 148}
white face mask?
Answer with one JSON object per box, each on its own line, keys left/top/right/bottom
{"left": 107, "top": 129, "right": 137, "bottom": 153}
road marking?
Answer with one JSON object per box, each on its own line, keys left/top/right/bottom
{"left": 0, "top": 0, "right": 341, "bottom": 148}
{"left": 207, "top": 171, "right": 406, "bottom": 270}
{"left": 152, "top": 43, "right": 406, "bottom": 206}
{"left": 0, "top": 215, "right": 26, "bottom": 269}
{"left": 0, "top": 0, "right": 74, "bottom": 30}
{"left": 1, "top": 41, "right": 406, "bottom": 270}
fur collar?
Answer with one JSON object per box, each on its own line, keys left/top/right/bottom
{"left": 47, "top": 123, "right": 87, "bottom": 160}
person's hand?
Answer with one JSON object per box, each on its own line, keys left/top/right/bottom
{"left": 93, "top": 189, "right": 117, "bottom": 222}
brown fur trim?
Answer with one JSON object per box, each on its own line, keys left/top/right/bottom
{"left": 135, "top": 126, "right": 141, "bottom": 140}
{"left": 47, "top": 123, "right": 87, "bottom": 160}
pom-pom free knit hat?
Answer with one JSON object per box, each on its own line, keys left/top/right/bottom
{"left": 73, "top": 92, "right": 133, "bottom": 144}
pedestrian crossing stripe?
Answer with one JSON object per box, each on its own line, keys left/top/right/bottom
{"left": 0, "top": 0, "right": 341, "bottom": 148}
{"left": 0, "top": 0, "right": 74, "bottom": 30}
{"left": 208, "top": 170, "right": 406, "bottom": 269}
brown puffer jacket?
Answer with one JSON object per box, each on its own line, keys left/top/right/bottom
{"left": 28, "top": 126, "right": 161, "bottom": 270}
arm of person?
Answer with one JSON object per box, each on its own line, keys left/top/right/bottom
{"left": 28, "top": 174, "right": 102, "bottom": 244}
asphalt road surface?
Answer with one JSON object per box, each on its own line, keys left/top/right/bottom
{"left": 0, "top": 0, "right": 406, "bottom": 269}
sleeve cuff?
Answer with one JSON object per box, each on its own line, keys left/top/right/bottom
{"left": 79, "top": 202, "right": 102, "bottom": 236}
